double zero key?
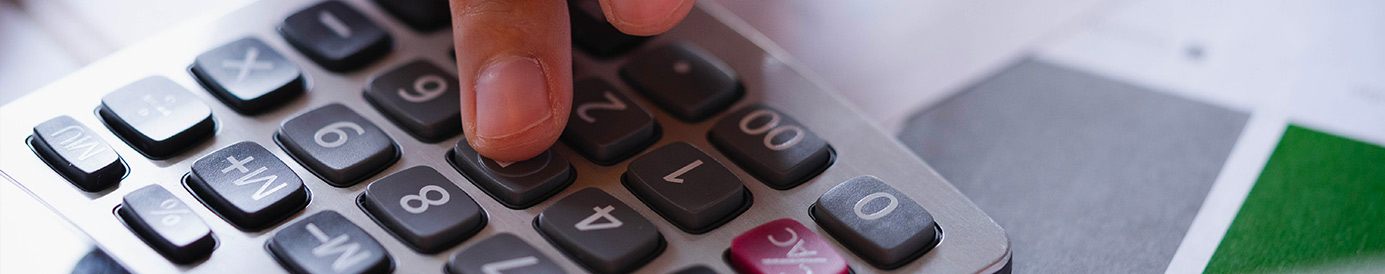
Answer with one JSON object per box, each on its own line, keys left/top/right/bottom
{"left": 623, "top": 142, "right": 749, "bottom": 233}
{"left": 710, "top": 105, "right": 833, "bottom": 189}
{"left": 189, "top": 142, "right": 308, "bottom": 230}
{"left": 277, "top": 104, "right": 399, "bottom": 187}
{"left": 812, "top": 176, "right": 939, "bottom": 268}
{"left": 118, "top": 185, "right": 215, "bottom": 264}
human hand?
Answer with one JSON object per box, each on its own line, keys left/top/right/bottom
{"left": 449, "top": 0, "right": 693, "bottom": 162}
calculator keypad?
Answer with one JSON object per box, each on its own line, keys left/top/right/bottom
{"left": 710, "top": 105, "right": 833, "bottom": 189}
{"left": 118, "top": 185, "right": 216, "bottom": 264}
{"left": 562, "top": 78, "right": 659, "bottom": 165}
{"left": 30, "top": 116, "right": 127, "bottom": 191}
{"left": 189, "top": 141, "right": 308, "bottom": 230}
{"left": 276, "top": 104, "right": 398, "bottom": 187}
{"left": 191, "top": 37, "right": 304, "bottom": 114}
{"left": 536, "top": 188, "right": 663, "bottom": 274}
{"left": 360, "top": 166, "right": 485, "bottom": 254}
{"left": 623, "top": 142, "right": 749, "bottom": 233}
{"left": 268, "top": 211, "right": 392, "bottom": 274}
{"left": 364, "top": 60, "right": 462, "bottom": 142}
{"left": 98, "top": 76, "right": 215, "bottom": 159}
{"left": 621, "top": 43, "right": 742, "bottom": 121}
{"left": 280, "top": 0, "right": 392, "bottom": 72}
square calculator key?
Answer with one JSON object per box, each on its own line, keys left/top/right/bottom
{"left": 360, "top": 166, "right": 485, "bottom": 254}
{"left": 268, "top": 211, "right": 392, "bottom": 274}
{"left": 729, "top": 218, "right": 849, "bottom": 274}
{"left": 446, "top": 233, "right": 564, "bottom": 274}
{"left": 280, "top": 0, "right": 392, "bottom": 72}
{"left": 536, "top": 188, "right": 663, "bottom": 274}
{"left": 623, "top": 142, "right": 749, "bottom": 233}
{"left": 30, "top": 116, "right": 127, "bottom": 191}
{"left": 562, "top": 78, "right": 658, "bottom": 165}
{"left": 621, "top": 42, "right": 741, "bottom": 122}
{"left": 189, "top": 142, "right": 308, "bottom": 230}
{"left": 364, "top": 60, "right": 461, "bottom": 142}
{"left": 192, "top": 37, "right": 304, "bottom": 114}
{"left": 117, "top": 185, "right": 216, "bottom": 264}
{"left": 98, "top": 76, "right": 215, "bottom": 159}
{"left": 568, "top": 0, "right": 646, "bottom": 58}
{"left": 710, "top": 105, "right": 833, "bottom": 189}
{"left": 370, "top": 0, "right": 449, "bottom": 31}
{"left": 276, "top": 104, "right": 399, "bottom": 187}
{"left": 812, "top": 176, "right": 939, "bottom": 268}
{"left": 449, "top": 139, "right": 574, "bottom": 209}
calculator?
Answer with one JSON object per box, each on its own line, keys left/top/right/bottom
{"left": 0, "top": 0, "right": 1011, "bottom": 273}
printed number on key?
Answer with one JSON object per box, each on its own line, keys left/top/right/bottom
{"left": 739, "top": 109, "right": 805, "bottom": 151}
{"left": 398, "top": 74, "right": 447, "bottom": 102}
{"left": 576, "top": 91, "right": 628, "bottom": 123}
{"left": 399, "top": 185, "right": 450, "bottom": 214}
{"left": 314, "top": 122, "right": 364, "bottom": 148}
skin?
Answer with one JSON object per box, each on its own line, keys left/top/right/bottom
{"left": 450, "top": 0, "right": 695, "bottom": 162}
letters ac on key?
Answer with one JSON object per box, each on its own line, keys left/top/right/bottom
{"left": 729, "top": 218, "right": 849, "bottom": 274}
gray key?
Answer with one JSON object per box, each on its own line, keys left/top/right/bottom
{"left": 620, "top": 42, "right": 742, "bottom": 121}
{"left": 360, "top": 166, "right": 485, "bottom": 254}
{"left": 118, "top": 185, "right": 215, "bottom": 264}
{"left": 276, "top": 104, "right": 398, "bottom": 187}
{"left": 811, "top": 175, "right": 939, "bottom": 268}
{"left": 268, "top": 211, "right": 392, "bottom": 274}
{"left": 363, "top": 60, "right": 461, "bottom": 142}
{"left": 623, "top": 142, "right": 748, "bottom": 233}
{"left": 448, "top": 139, "right": 573, "bottom": 209}
{"left": 710, "top": 105, "right": 833, "bottom": 189}
{"left": 189, "top": 141, "right": 308, "bottom": 230}
{"left": 562, "top": 78, "right": 659, "bottom": 165}
{"left": 30, "top": 116, "right": 127, "bottom": 191}
{"left": 192, "top": 37, "right": 304, "bottom": 114}
{"left": 536, "top": 188, "right": 663, "bottom": 274}
{"left": 279, "top": 1, "right": 392, "bottom": 72}
{"left": 98, "top": 76, "right": 215, "bottom": 159}
{"left": 446, "top": 233, "right": 564, "bottom": 274}
{"left": 671, "top": 265, "right": 717, "bottom": 274}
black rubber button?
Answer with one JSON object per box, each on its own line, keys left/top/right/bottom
{"left": 812, "top": 176, "right": 939, "bottom": 269}
{"left": 446, "top": 233, "right": 564, "bottom": 274}
{"left": 188, "top": 141, "right": 308, "bottom": 231}
{"left": 276, "top": 104, "right": 399, "bottom": 187}
{"left": 191, "top": 37, "right": 304, "bottom": 114}
{"left": 280, "top": 0, "right": 392, "bottom": 72}
{"left": 360, "top": 166, "right": 485, "bottom": 254}
{"left": 363, "top": 60, "right": 461, "bottom": 142}
{"left": 709, "top": 105, "right": 832, "bottom": 189}
{"left": 621, "top": 43, "right": 741, "bottom": 122}
{"left": 536, "top": 188, "right": 663, "bottom": 274}
{"left": 30, "top": 116, "right": 127, "bottom": 191}
{"left": 561, "top": 78, "right": 658, "bottom": 165}
{"left": 117, "top": 185, "right": 216, "bottom": 264}
{"left": 98, "top": 76, "right": 215, "bottom": 159}
{"left": 623, "top": 142, "right": 748, "bottom": 233}
{"left": 448, "top": 139, "right": 573, "bottom": 209}
{"left": 268, "top": 211, "right": 392, "bottom": 274}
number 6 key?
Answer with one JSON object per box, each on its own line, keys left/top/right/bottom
{"left": 276, "top": 103, "right": 399, "bottom": 187}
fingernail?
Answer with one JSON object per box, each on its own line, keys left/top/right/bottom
{"left": 610, "top": 0, "right": 681, "bottom": 26}
{"left": 475, "top": 56, "right": 552, "bottom": 139}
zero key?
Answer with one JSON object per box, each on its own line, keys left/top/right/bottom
{"left": 30, "top": 116, "right": 127, "bottom": 191}
{"left": 620, "top": 42, "right": 742, "bottom": 122}
{"left": 812, "top": 176, "right": 939, "bottom": 268}
{"left": 710, "top": 105, "right": 833, "bottom": 189}
{"left": 729, "top": 218, "right": 849, "bottom": 274}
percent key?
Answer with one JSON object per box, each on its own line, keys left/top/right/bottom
{"left": 118, "top": 185, "right": 217, "bottom": 264}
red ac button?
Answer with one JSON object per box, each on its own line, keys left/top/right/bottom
{"left": 729, "top": 218, "right": 849, "bottom": 274}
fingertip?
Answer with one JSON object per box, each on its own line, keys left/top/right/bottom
{"left": 601, "top": 0, "right": 694, "bottom": 36}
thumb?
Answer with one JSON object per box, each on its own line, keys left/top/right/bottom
{"left": 449, "top": 0, "right": 573, "bottom": 162}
